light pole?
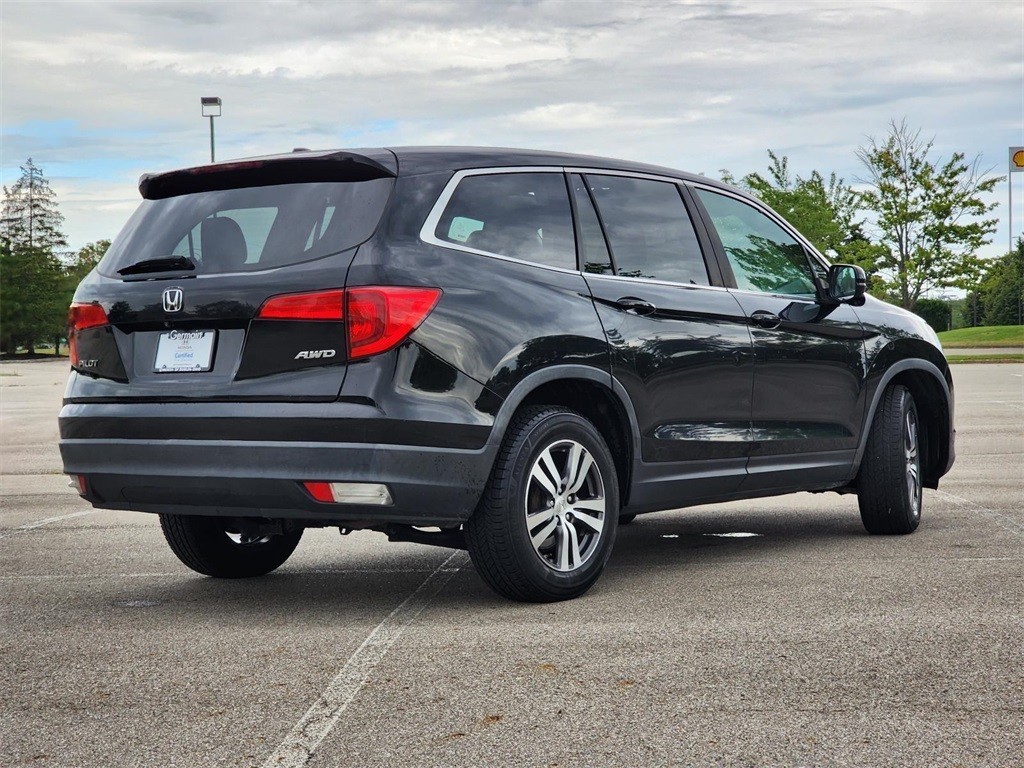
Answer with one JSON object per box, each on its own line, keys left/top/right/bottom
{"left": 201, "top": 97, "right": 222, "bottom": 162}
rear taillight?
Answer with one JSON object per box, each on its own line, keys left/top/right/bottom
{"left": 256, "top": 286, "right": 441, "bottom": 360}
{"left": 257, "top": 289, "right": 344, "bottom": 320}
{"left": 346, "top": 287, "right": 441, "bottom": 359}
{"left": 68, "top": 303, "right": 109, "bottom": 366}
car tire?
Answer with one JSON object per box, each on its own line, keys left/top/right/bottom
{"left": 857, "top": 384, "right": 923, "bottom": 535}
{"left": 159, "top": 514, "right": 303, "bottom": 578}
{"left": 465, "top": 406, "right": 619, "bottom": 602}
{"left": 618, "top": 513, "right": 638, "bottom": 526}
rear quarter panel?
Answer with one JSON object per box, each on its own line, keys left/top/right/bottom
{"left": 343, "top": 172, "right": 611, "bottom": 425}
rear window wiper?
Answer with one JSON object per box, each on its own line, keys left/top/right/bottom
{"left": 117, "top": 255, "right": 196, "bottom": 276}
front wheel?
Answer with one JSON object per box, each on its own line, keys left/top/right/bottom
{"left": 466, "top": 406, "right": 619, "bottom": 602}
{"left": 159, "top": 515, "right": 303, "bottom": 578}
{"left": 857, "top": 384, "right": 923, "bottom": 535}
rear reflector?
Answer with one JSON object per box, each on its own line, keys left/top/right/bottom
{"left": 256, "top": 286, "right": 441, "bottom": 360}
{"left": 68, "top": 303, "right": 109, "bottom": 367}
{"left": 303, "top": 481, "right": 393, "bottom": 506}
{"left": 67, "top": 474, "right": 88, "bottom": 496}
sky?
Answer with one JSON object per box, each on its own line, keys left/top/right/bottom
{"left": 2, "top": 0, "right": 1022, "bottom": 259}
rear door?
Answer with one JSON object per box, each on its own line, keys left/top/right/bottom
{"left": 571, "top": 171, "right": 755, "bottom": 506}
{"left": 690, "top": 185, "right": 867, "bottom": 490}
{"left": 68, "top": 153, "right": 395, "bottom": 402}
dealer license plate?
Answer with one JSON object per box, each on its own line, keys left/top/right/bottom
{"left": 154, "top": 330, "right": 216, "bottom": 373}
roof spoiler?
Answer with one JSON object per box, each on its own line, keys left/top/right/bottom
{"left": 138, "top": 151, "right": 397, "bottom": 200}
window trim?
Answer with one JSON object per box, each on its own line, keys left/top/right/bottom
{"left": 418, "top": 166, "right": 581, "bottom": 274}
{"left": 687, "top": 181, "right": 831, "bottom": 301}
{"left": 418, "top": 166, "right": 738, "bottom": 290}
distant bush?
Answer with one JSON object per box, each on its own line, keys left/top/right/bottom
{"left": 914, "top": 298, "right": 951, "bottom": 334}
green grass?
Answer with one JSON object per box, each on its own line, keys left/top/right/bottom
{"left": 946, "top": 353, "right": 1024, "bottom": 364}
{"left": 937, "top": 325, "right": 1024, "bottom": 348}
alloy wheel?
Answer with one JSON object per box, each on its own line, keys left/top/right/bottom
{"left": 524, "top": 439, "right": 607, "bottom": 572}
{"left": 905, "top": 407, "right": 921, "bottom": 518}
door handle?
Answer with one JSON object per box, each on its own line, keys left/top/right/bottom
{"left": 616, "top": 296, "right": 656, "bottom": 316}
{"left": 750, "top": 310, "right": 782, "bottom": 329}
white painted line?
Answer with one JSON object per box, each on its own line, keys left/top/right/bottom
{"left": 261, "top": 549, "right": 470, "bottom": 768}
{"left": 705, "top": 532, "right": 763, "bottom": 538}
{"left": 934, "top": 490, "right": 1024, "bottom": 538}
{"left": 0, "top": 510, "right": 95, "bottom": 539}
{"left": 0, "top": 568, "right": 448, "bottom": 581}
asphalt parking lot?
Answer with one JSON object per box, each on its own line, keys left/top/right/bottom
{"left": 2, "top": 360, "right": 1022, "bottom": 767}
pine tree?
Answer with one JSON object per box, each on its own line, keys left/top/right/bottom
{"left": 1, "top": 159, "right": 69, "bottom": 354}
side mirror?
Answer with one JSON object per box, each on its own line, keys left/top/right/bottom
{"left": 825, "top": 264, "right": 866, "bottom": 305}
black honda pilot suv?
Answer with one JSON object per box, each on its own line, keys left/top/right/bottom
{"left": 60, "top": 147, "right": 955, "bottom": 602}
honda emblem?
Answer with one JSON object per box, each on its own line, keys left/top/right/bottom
{"left": 162, "top": 287, "right": 184, "bottom": 313}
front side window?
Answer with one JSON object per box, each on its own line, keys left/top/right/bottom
{"left": 433, "top": 172, "right": 575, "bottom": 270}
{"left": 585, "top": 175, "right": 709, "bottom": 285}
{"left": 695, "top": 189, "right": 816, "bottom": 297}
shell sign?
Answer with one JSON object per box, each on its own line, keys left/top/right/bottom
{"left": 1011, "top": 147, "right": 1024, "bottom": 173}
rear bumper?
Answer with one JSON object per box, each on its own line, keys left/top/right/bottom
{"left": 59, "top": 401, "right": 496, "bottom": 526}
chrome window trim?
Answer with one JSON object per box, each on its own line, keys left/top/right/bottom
{"left": 565, "top": 167, "right": 688, "bottom": 186}
{"left": 418, "top": 166, "right": 582, "bottom": 274}
{"left": 418, "top": 165, "right": 816, "bottom": 292}
{"left": 583, "top": 271, "right": 733, "bottom": 293}
{"left": 687, "top": 181, "right": 833, "bottom": 274}
{"left": 726, "top": 285, "right": 819, "bottom": 302}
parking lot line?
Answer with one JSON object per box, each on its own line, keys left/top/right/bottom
{"left": 260, "top": 549, "right": 470, "bottom": 768}
{"left": 934, "top": 489, "right": 1024, "bottom": 537}
{"left": 0, "top": 509, "right": 94, "bottom": 538}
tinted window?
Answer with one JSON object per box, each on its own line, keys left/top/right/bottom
{"left": 434, "top": 173, "right": 575, "bottom": 269}
{"left": 99, "top": 179, "right": 393, "bottom": 275}
{"left": 570, "top": 174, "right": 612, "bottom": 275}
{"left": 585, "top": 175, "right": 708, "bottom": 285}
{"left": 695, "top": 189, "right": 816, "bottom": 296}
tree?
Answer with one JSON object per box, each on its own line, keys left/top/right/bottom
{"left": 2, "top": 158, "right": 68, "bottom": 253}
{"left": 1, "top": 159, "right": 69, "bottom": 354}
{"left": 722, "top": 151, "right": 887, "bottom": 289}
{"left": 959, "top": 291, "right": 985, "bottom": 328}
{"left": 856, "top": 120, "right": 1001, "bottom": 311}
{"left": 66, "top": 239, "right": 110, "bottom": 287}
{"left": 977, "top": 238, "right": 1024, "bottom": 326}
{"left": 0, "top": 240, "right": 66, "bottom": 354}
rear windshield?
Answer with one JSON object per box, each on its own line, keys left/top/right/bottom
{"left": 99, "top": 179, "right": 393, "bottom": 276}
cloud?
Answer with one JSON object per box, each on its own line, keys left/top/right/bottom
{"left": 1, "top": 0, "right": 1020, "bottom": 256}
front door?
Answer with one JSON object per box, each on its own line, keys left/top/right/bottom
{"left": 691, "top": 186, "right": 867, "bottom": 491}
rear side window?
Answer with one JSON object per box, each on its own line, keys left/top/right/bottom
{"left": 694, "top": 189, "right": 816, "bottom": 296}
{"left": 432, "top": 172, "right": 576, "bottom": 270}
{"left": 585, "top": 175, "right": 709, "bottom": 285}
{"left": 99, "top": 179, "right": 393, "bottom": 275}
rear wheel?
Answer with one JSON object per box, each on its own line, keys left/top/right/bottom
{"left": 466, "top": 406, "right": 619, "bottom": 602}
{"left": 857, "top": 384, "right": 923, "bottom": 535}
{"left": 159, "top": 514, "right": 303, "bottom": 578}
